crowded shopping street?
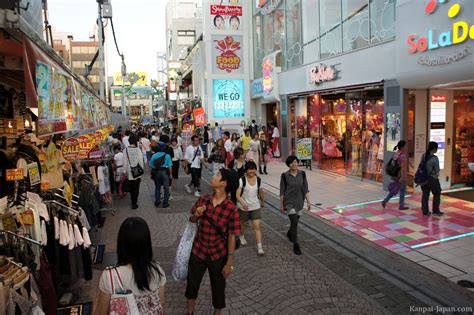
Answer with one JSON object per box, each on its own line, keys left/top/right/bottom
{"left": 1, "top": 0, "right": 474, "bottom": 314}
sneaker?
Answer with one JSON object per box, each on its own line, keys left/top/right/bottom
{"left": 293, "top": 243, "right": 302, "bottom": 255}
{"left": 240, "top": 236, "right": 248, "bottom": 246}
{"left": 258, "top": 248, "right": 265, "bottom": 256}
{"left": 185, "top": 184, "right": 192, "bottom": 194}
{"left": 433, "top": 211, "right": 445, "bottom": 216}
{"left": 169, "top": 195, "right": 174, "bottom": 200}
{"left": 399, "top": 206, "right": 409, "bottom": 210}
{"left": 381, "top": 201, "right": 387, "bottom": 208}
{"left": 194, "top": 191, "right": 201, "bottom": 197}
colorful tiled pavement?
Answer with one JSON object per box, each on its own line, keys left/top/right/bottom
{"left": 309, "top": 194, "right": 474, "bottom": 254}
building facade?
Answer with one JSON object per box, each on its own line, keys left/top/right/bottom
{"left": 252, "top": 0, "right": 473, "bottom": 192}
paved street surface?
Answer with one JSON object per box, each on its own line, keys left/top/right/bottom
{"left": 71, "top": 168, "right": 474, "bottom": 314}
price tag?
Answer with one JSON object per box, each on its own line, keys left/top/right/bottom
{"left": 6, "top": 169, "right": 24, "bottom": 181}
{"left": 41, "top": 182, "right": 51, "bottom": 191}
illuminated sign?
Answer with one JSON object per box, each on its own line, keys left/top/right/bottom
{"left": 308, "top": 63, "right": 338, "bottom": 85}
{"left": 252, "top": 78, "right": 264, "bottom": 98}
{"left": 430, "top": 95, "right": 446, "bottom": 169}
{"left": 214, "top": 36, "right": 242, "bottom": 73}
{"left": 262, "top": 56, "right": 273, "bottom": 94}
{"left": 213, "top": 80, "right": 245, "bottom": 118}
{"left": 407, "top": 1, "right": 473, "bottom": 54}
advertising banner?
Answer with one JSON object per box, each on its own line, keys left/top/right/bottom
{"left": 296, "top": 138, "right": 312, "bottom": 160}
{"left": 113, "top": 72, "right": 148, "bottom": 86}
{"left": 61, "top": 137, "right": 80, "bottom": 162}
{"left": 52, "top": 71, "right": 68, "bottom": 133}
{"left": 210, "top": 4, "right": 242, "bottom": 31}
{"left": 35, "top": 62, "right": 53, "bottom": 135}
{"left": 212, "top": 35, "right": 243, "bottom": 74}
{"left": 77, "top": 134, "right": 94, "bottom": 158}
{"left": 213, "top": 79, "right": 245, "bottom": 118}
{"left": 193, "top": 107, "right": 206, "bottom": 127}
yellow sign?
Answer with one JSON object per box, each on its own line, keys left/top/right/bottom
{"left": 113, "top": 72, "right": 148, "bottom": 86}
{"left": 6, "top": 169, "right": 24, "bottom": 181}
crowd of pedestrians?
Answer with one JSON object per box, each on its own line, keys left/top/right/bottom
{"left": 96, "top": 121, "right": 312, "bottom": 315}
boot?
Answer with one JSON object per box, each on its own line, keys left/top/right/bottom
{"left": 259, "top": 166, "right": 263, "bottom": 174}
{"left": 293, "top": 243, "right": 302, "bottom": 255}
{"left": 264, "top": 166, "right": 268, "bottom": 174}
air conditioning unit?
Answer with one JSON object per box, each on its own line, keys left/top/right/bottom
{"left": 102, "top": 4, "right": 112, "bottom": 18}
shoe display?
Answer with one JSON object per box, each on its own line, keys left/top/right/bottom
{"left": 185, "top": 184, "right": 192, "bottom": 194}
{"left": 293, "top": 243, "right": 302, "bottom": 255}
{"left": 194, "top": 191, "right": 201, "bottom": 197}
{"left": 240, "top": 236, "right": 248, "bottom": 246}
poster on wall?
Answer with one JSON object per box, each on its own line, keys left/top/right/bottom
{"left": 35, "top": 62, "right": 53, "bottom": 135}
{"left": 212, "top": 35, "right": 243, "bottom": 74}
{"left": 210, "top": 3, "right": 242, "bottom": 31}
{"left": 52, "top": 71, "right": 68, "bottom": 133}
{"left": 193, "top": 107, "right": 207, "bottom": 127}
{"left": 386, "top": 113, "right": 401, "bottom": 152}
{"left": 213, "top": 79, "right": 245, "bottom": 118}
{"left": 430, "top": 95, "right": 446, "bottom": 169}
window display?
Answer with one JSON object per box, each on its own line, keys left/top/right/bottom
{"left": 453, "top": 91, "right": 474, "bottom": 185}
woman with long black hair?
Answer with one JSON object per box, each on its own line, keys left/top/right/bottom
{"left": 94, "top": 217, "right": 166, "bottom": 314}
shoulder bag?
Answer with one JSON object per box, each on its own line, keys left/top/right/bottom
{"left": 202, "top": 211, "right": 241, "bottom": 250}
{"left": 108, "top": 267, "right": 139, "bottom": 315}
{"left": 126, "top": 149, "right": 144, "bottom": 179}
{"left": 184, "top": 147, "right": 200, "bottom": 175}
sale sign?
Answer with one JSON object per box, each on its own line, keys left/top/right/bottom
{"left": 6, "top": 169, "right": 24, "bottom": 181}
{"left": 193, "top": 108, "right": 206, "bottom": 127}
{"left": 77, "top": 134, "right": 94, "bottom": 158}
{"left": 61, "top": 137, "right": 80, "bottom": 161}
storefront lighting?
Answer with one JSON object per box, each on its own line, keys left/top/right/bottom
{"left": 410, "top": 232, "right": 474, "bottom": 250}
{"left": 25, "top": 119, "right": 30, "bottom": 128}
{"left": 8, "top": 121, "right": 13, "bottom": 129}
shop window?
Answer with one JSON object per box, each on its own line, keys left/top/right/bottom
{"left": 253, "top": 13, "right": 264, "bottom": 78}
{"left": 273, "top": 5, "right": 286, "bottom": 53}
{"left": 302, "top": 0, "right": 320, "bottom": 64}
{"left": 453, "top": 91, "right": 474, "bottom": 185}
{"left": 284, "top": 0, "right": 302, "bottom": 69}
{"left": 369, "top": 0, "right": 396, "bottom": 44}
{"left": 262, "top": 13, "right": 274, "bottom": 56}
{"left": 320, "top": 0, "right": 342, "bottom": 59}
{"left": 342, "top": 0, "right": 369, "bottom": 53}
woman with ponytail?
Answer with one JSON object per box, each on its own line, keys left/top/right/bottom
{"left": 382, "top": 140, "right": 409, "bottom": 210}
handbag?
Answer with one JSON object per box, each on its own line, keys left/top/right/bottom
{"left": 108, "top": 268, "right": 139, "bottom": 315}
{"left": 126, "top": 149, "right": 144, "bottom": 179}
{"left": 172, "top": 222, "right": 197, "bottom": 281}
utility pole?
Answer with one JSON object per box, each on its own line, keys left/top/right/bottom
{"left": 121, "top": 56, "right": 127, "bottom": 117}
{"left": 97, "top": 0, "right": 105, "bottom": 100}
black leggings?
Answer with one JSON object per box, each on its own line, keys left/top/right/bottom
{"left": 172, "top": 160, "right": 180, "bottom": 179}
{"left": 288, "top": 214, "right": 300, "bottom": 244}
{"left": 189, "top": 167, "right": 202, "bottom": 190}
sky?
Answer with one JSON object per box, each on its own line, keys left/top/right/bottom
{"left": 47, "top": 0, "right": 167, "bottom": 81}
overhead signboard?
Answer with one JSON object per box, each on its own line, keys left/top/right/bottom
{"left": 113, "top": 72, "right": 148, "bottom": 86}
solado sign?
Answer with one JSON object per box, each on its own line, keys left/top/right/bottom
{"left": 407, "top": 0, "right": 473, "bottom": 54}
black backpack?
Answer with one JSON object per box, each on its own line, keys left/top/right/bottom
{"left": 385, "top": 157, "right": 401, "bottom": 177}
{"left": 240, "top": 176, "right": 261, "bottom": 196}
{"left": 414, "top": 154, "right": 435, "bottom": 186}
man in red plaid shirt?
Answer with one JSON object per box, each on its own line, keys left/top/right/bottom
{"left": 185, "top": 168, "right": 241, "bottom": 315}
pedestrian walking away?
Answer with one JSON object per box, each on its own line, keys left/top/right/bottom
{"left": 94, "top": 217, "right": 166, "bottom": 315}
{"left": 149, "top": 144, "right": 173, "bottom": 208}
{"left": 208, "top": 138, "right": 226, "bottom": 175}
{"left": 113, "top": 145, "right": 126, "bottom": 198}
{"left": 185, "top": 168, "right": 241, "bottom": 315}
{"left": 382, "top": 140, "right": 409, "bottom": 210}
{"left": 170, "top": 137, "right": 183, "bottom": 190}
{"left": 280, "top": 155, "right": 311, "bottom": 255}
{"left": 185, "top": 135, "right": 205, "bottom": 197}
{"left": 123, "top": 134, "right": 144, "bottom": 210}
{"left": 236, "top": 161, "right": 265, "bottom": 256}
{"left": 419, "top": 141, "right": 445, "bottom": 216}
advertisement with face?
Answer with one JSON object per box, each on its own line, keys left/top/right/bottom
{"left": 210, "top": 1, "right": 242, "bottom": 31}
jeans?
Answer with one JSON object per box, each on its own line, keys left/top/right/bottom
{"left": 129, "top": 178, "right": 141, "bottom": 206}
{"left": 190, "top": 167, "right": 201, "bottom": 191}
{"left": 383, "top": 182, "right": 406, "bottom": 208}
{"left": 154, "top": 170, "right": 170, "bottom": 206}
{"left": 421, "top": 178, "right": 442, "bottom": 214}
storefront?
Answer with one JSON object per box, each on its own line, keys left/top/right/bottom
{"left": 395, "top": 0, "right": 474, "bottom": 193}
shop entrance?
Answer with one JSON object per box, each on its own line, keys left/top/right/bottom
{"left": 265, "top": 103, "right": 277, "bottom": 126}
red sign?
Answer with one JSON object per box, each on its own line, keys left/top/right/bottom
{"left": 61, "top": 137, "right": 80, "bottom": 161}
{"left": 215, "top": 36, "right": 241, "bottom": 73}
{"left": 431, "top": 95, "right": 446, "bottom": 102}
{"left": 193, "top": 108, "right": 206, "bottom": 127}
{"left": 210, "top": 5, "right": 242, "bottom": 16}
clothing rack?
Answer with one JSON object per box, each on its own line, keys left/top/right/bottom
{"left": 43, "top": 200, "right": 79, "bottom": 216}
{"left": 0, "top": 229, "right": 42, "bottom": 246}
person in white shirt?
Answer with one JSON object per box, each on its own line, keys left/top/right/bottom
{"left": 113, "top": 146, "right": 126, "bottom": 197}
{"left": 184, "top": 135, "right": 205, "bottom": 197}
{"left": 271, "top": 122, "right": 280, "bottom": 158}
{"left": 123, "top": 134, "right": 144, "bottom": 209}
{"left": 139, "top": 133, "right": 152, "bottom": 165}
{"left": 238, "top": 120, "right": 246, "bottom": 137}
{"left": 170, "top": 138, "right": 183, "bottom": 190}
{"left": 122, "top": 130, "right": 131, "bottom": 148}
{"left": 236, "top": 161, "right": 265, "bottom": 256}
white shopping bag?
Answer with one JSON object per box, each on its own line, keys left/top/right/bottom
{"left": 172, "top": 222, "right": 197, "bottom": 281}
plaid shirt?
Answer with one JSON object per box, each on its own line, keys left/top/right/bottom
{"left": 191, "top": 194, "right": 241, "bottom": 261}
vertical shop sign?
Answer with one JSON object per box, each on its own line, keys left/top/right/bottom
{"left": 213, "top": 79, "right": 245, "bottom": 118}
{"left": 35, "top": 62, "right": 53, "bottom": 135}
{"left": 296, "top": 138, "right": 312, "bottom": 160}
{"left": 212, "top": 35, "right": 243, "bottom": 74}
{"left": 193, "top": 108, "right": 207, "bottom": 127}
{"left": 430, "top": 95, "right": 446, "bottom": 169}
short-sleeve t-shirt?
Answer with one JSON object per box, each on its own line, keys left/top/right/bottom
{"left": 238, "top": 177, "right": 260, "bottom": 211}
{"left": 99, "top": 264, "right": 166, "bottom": 296}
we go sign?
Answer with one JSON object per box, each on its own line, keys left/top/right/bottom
{"left": 193, "top": 108, "right": 206, "bottom": 127}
